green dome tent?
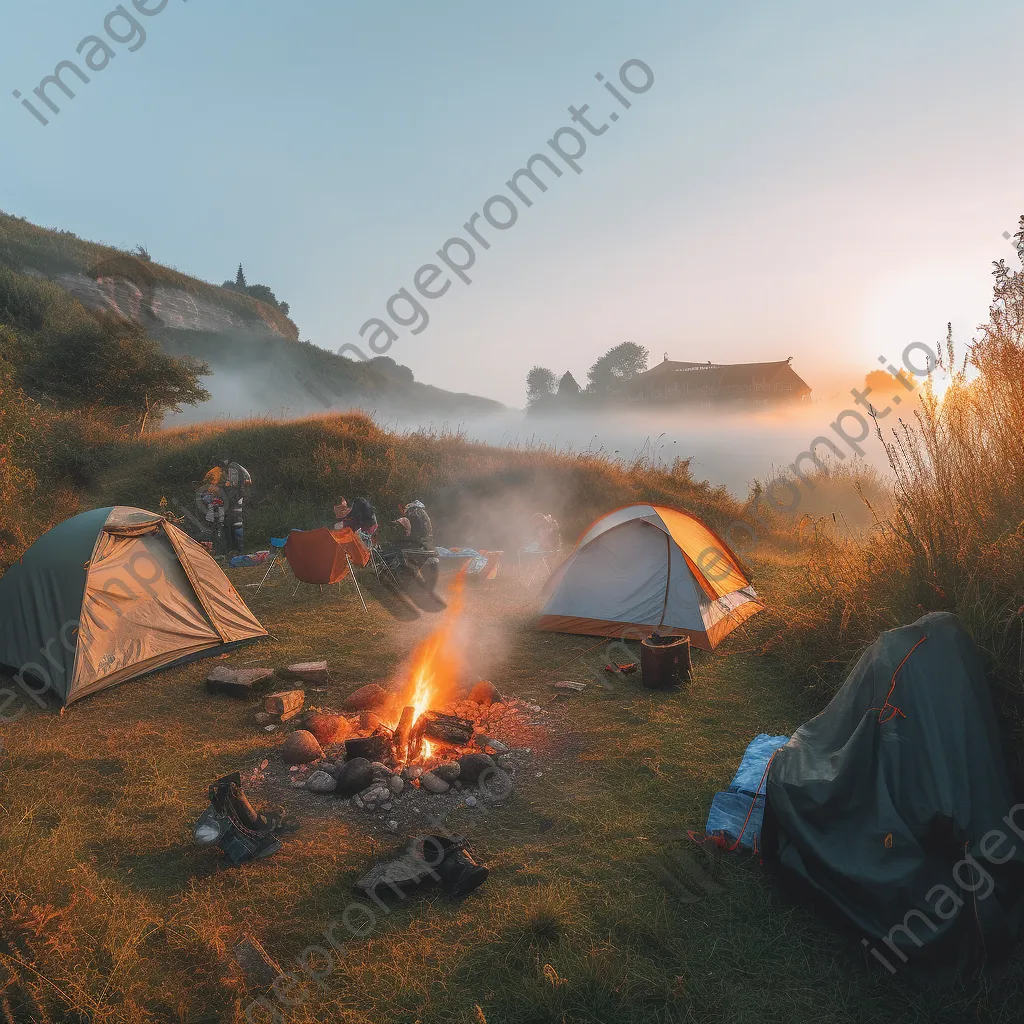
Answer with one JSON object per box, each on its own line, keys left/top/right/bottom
{"left": 0, "top": 507, "right": 267, "bottom": 706}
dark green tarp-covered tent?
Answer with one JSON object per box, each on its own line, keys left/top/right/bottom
{"left": 762, "top": 612, "right": 1024, "bottom": 969}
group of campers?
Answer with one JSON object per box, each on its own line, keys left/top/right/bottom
{"left": 194, "top": 458, "right": 253, "bottom": 556}
{"left": 332, "top": 494, "right": 440, "bottom": 592}
{"left": 193, "top": 456, "right": 559, "bottom": 595}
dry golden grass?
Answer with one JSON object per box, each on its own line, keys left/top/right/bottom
{"left": 3, "top": 568, "right": 1020, "bottom": 1024}
{"left": 67, "top": 411, "right": 744, "bottom": 557}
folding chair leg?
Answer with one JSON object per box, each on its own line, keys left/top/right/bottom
{"left": 346, "top": 554, "right": 368, "bottom": 613}
{"left": 252, "top": 555, "right": 279, "bottom": 595}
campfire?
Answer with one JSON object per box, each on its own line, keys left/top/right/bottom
{"left": 386, "top": 572, "right": 472, "bottom": 767}
{"left": 266, "top": 572, "right": 548, "bottom": 819}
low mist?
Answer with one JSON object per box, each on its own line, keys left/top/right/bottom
{"left": 166, "top": 343, "right": 902, "bottom": 503}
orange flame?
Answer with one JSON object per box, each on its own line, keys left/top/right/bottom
{"left": 396, "top": 572, "right": 468, "bottom": 760}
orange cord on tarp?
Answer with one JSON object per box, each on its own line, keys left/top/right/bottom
{"left": 688, "top": 749, "right": 781, "bottom": 855}
{"left": 687, "top": 637, "right": 928, "bottom": 864}
{"left": 871, "top": 635, "right": 926, "bottom": 724}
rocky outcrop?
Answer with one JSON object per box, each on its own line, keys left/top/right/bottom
{"left": 22, "top": 267, "right": 295, "bottom": 341}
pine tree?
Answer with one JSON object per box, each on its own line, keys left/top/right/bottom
{"left": 235, "top": 264, "right": 247, "bottom": 289}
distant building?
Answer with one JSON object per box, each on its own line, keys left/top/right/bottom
{"left": 626, "top": 355, "right": 811, "bottom": 407}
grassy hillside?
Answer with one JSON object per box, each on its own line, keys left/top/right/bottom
{"left": 0, "top": 211, "right": 298, "bottom": 340}
{"left": 79, "top": 412, "right": 742, "bottom": 554}
{"left": 0, "top": 212, "right": 505, "bottom": 423}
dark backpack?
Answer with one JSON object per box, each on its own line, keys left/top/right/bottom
{"left": 350, "top": 497, "right": 377, "bottom": 530}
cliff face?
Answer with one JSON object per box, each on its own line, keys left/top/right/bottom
{"left": 0, "top": 211, "right": 504, "bottom": 420}
{"left": 0, "top": 211, "right": 298, "bottom": 342}
{"left": 22, "top": 265, "right": 296, "bottom": 341}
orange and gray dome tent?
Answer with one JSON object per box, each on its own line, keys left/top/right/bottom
{"left": 536, "top": 504, "right": 763, "bottom": 649}
{"left": 0, "top": 507, "right": 267, "bottom": 706}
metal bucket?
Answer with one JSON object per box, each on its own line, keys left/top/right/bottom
{"left": 640, "top": 634, "right": 692, "bottom": 689}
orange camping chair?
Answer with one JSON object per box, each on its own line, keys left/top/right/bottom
{"left": 283, "top": 527, "right": 371, "bottom": 610}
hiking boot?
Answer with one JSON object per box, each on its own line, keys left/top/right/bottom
{"left": 428, "top": 835, "right": 489, "bottom": 896}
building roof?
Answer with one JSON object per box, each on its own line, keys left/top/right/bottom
{"left": 633, "top": 358, "right": 811, "bottom": 396}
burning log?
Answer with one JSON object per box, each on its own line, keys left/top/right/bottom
{"left": 416, "top": 711, "right": 474, "bottom": 748}
{"left": 345, "top": 735, "right": 393, "bottom": 763}
{"left": 393, "top": 705, "right": 416, "bottom": 763}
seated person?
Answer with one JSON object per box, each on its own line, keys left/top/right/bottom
{"left": 333, "top": 498, "right": 351, "bottom": 529}
{"left": 403, "top": 500, "right": 434, "bottom": 549}
{"left": 528, "top": 512, "right": 560, "bottom": 553}
{"left": 380, "top": 517, "right": 438, "bottom": 593}
{"left": 347, "top": 496, "right": 378, "bottom": 537}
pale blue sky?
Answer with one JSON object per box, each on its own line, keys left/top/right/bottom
{"left": 3, "top": 0, "right": 1022, "bottom": 405}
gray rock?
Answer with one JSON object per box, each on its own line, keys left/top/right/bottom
{"left": 432, "top": 762, "right": 461, "bottom": 784}
{"left": 369, "top": 761, "right": 392, "bottom": 782}
{"left": 334, "top": 757, "right": 373, "bottom": 797}
{"left": 304, "top": 770, "right": 337, "bottom": 794}
{"left": 388, "top": 775, "right": 404, "bottom": 795}
{"left": 342, "top": 683, "right": 389, "bottom": 712}
{"left": 362, "top": 783, "right": 389, "bottom": 805}
{"left": 305, "top": 713, "right": 351, "bottom": 747}
{"left": 458, "top": 752, "right": 495, "bottom": 784}
{"left": 465, "top": 795, "right": 478, "bottom": 808}
{"left": 475, "top": 734, "right": 509, "bottom": 755}
{"left": 279, "top": 661, "right": 330, "bottom": 685}
{"left": 468, "top": 680, "right": 501, "bottom": 705}
{"left": 401, "top": 766, "right": 423, "bottom": 781}
{"left": 280, "top": 730, "right": 324, "bottom": 765}
{"left": 206, "top": 666, "right": 276, "bottom": 698}
{"left": 420, "top": 771, "right": 450, "bottom": 794}
{"left": 387, "top": 819, "right": 399, "bottom": 831}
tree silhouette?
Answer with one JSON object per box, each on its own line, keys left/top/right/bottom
{"left": 587, "top": 341, "right": 648, "bottom": 394}
{"left": 557, "top": 371, "right": 582, "bottom": 396}
{"left": 526, "top": 366, "right": 557, "bottom": 405}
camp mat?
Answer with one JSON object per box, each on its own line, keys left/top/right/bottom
{"left": 705, "top": 733, "right": 790, "bottom": 850}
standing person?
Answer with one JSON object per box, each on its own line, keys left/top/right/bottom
{"left": 224, "top": 462, "right": 252, "bottom": 554}
{"left": 198, "top": 457, "right": 231, "bottom": 554}
{"left": 200, "top": 457, "right": 251, "bottom": 555}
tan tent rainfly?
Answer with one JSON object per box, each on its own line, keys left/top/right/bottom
{"left": 536, "top": 503, "right": 762, "bottom": 649}
{"left": 0, "top": 507, "right": 267, "bottom": 706}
